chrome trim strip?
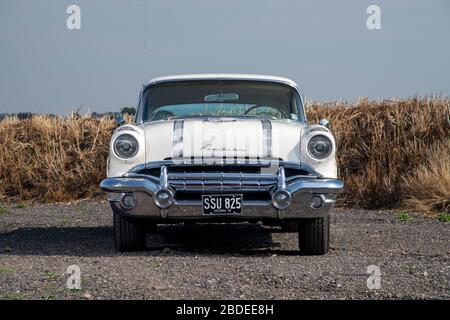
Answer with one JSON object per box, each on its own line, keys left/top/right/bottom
{"left": 129, "top": 160, "right": 323, "bottom": 178}
{"left": 116, "top": 126, "right": 138, "bottom": 132}
{"left": 160, "top": 166, "right": 169, "bottom": 188}
{"left": 170, "top": 185, "right": 272, "bottom": 192}
{"left": 277, "top": 166, "right": 287, "bottom": 190}
{"left": 122, "top": 172, "right": 159, "bottom": 183}
{"left": 100, "top": 178, "right": 158, "bottom": 196}
{"left": 286, "top": 179, "right": 344, "bottom": 195}
{"left": 127, "top": 163, "right": 147, "bottom": 174}
{"left": 261, "top": 119, "right": 272, "bottom": 158}
{"left": 168, "top": 172, "right": 277, "bottom": 180}
{"left": 172, "top": 120, "right": 184, "bottom": 158}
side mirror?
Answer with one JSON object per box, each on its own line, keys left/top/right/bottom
{"left": 319, "top": 118, "right": 330, "bottom": 128}
{"left": 115, "top": 115, "right": 125, "bottom": 126}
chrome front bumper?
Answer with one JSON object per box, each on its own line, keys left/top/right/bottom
{"left": 100, "top": 165, "right": 343, "bottom": 220}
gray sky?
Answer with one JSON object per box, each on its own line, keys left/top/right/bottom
{"left": 1, "top": 0, "right": 449, "bottom": 114}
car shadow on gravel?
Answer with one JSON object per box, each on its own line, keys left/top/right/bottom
{"left": 146, "top": 223, "right": 300, "bottom": 256}
{"left": 0, "top": 223, "right": 299, "bottom": 257}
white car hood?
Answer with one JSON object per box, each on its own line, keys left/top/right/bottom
{"left": 141, "top": 118, "right": 306, "bottom": 162}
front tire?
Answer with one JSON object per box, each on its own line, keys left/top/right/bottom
{"left": 298, "top": 215, "right": 330, "bottom": 255}
{"left": 113, "top": 213, "right": 146, "bottom": 252}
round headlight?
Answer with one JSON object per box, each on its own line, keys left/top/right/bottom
{"left": 307, "top": 135, "right": 332, "bottom": 159}
{"left": 114, "top": 134, "right": 139, "bottom": 159}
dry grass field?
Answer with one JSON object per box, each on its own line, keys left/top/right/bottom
{"left": 307, "top": 96, "right": 450, "bottom": 213}
{"left": 0, "top": 97, "right": 449, "bottom": 214}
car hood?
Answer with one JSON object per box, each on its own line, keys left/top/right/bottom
{"left": 140, "top": 118, "right": 306, "bottom": 163}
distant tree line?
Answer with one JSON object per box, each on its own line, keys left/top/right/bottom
{"left": 0, "top": 107, "right": 136, "bottom": 121}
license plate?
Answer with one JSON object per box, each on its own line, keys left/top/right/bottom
{"left": 202, "top": 194, "right": 242, "bottom": 215}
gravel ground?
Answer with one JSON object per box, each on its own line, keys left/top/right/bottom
{"left": 0, "top": 201, "right": 448, "bottom": 300}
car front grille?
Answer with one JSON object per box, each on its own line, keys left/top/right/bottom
{"left": 133, "top": 161, "right": 318, "bottom": 203}
{"left": 167, "top": 171, "right": 277, "bottom": 192}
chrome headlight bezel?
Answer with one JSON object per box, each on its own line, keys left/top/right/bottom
{"left": 113, "top": 134, "right": 139, "bottom": 159}
{"left": 307, "top": 134, "right": 333, "bottom": 160}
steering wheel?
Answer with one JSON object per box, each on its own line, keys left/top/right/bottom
{"left": 151, "top": 110, "right": 175, "bottom": 121}
{"left": 243, "top": 105, "right": 288, "bottom": 119}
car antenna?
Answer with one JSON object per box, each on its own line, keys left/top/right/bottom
{"left": 139, "top": 2, "right": 150, "bottom": 123}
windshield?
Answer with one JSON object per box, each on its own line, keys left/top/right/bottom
{"left": 140, "top": 80, "right": 305, "bottom": 122}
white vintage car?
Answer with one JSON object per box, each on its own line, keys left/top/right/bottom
{"left": 101, "top": 74, "right": 343, "bottom": 254}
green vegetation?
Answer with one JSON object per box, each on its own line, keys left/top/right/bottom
{"left": 15, "top": 203, "right": 27, "bottom": 209}
{"left": 61, "top": 218, "right": 71, "bottom": 226}
{"left": 401, "top": 265, "right": 417, "bottom": 275}
{"left": 120, "top": 107, "right": 136, "bottom": 116}
{"left": 435, "top": 213, "right": 450, "bottom": 222}
{"left": 0, "top": 266, "right": 14, "bottom": 273}
{"left": 150, "top": 260, "right": 162, "bottom": 269}
{"left": 44, "top": 271, "right": 61, "bottom": 280}
{"left": 396, "top": 212, "right": 413, "bottom": 222}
